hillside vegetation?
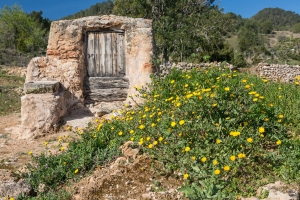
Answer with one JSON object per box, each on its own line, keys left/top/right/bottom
{"left": 21, "top": 66, "right": 300, "bottom": 199}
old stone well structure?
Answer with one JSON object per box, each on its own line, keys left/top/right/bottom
{"left": 21, "top": 15, "right": 155, "bottom": 138}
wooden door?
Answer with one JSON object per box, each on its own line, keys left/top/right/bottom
{"left": 85, "top": 31, "right": 128, "bottom": 103}
{"left": 86, "top": 31, "right": 125, "bottom": 77}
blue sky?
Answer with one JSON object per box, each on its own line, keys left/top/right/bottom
{"left": 0, "top": 0, "right": 299, "bottom": 21}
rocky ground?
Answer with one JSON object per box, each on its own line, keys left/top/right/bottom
{"left": 0, "top": 113, "right": 186, "bottom": 200}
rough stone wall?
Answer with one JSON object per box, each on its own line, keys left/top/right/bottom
{"left": 256, "top": 63, "right": 300, "bottom": 82}
{"left": 26, "top": 15, "right": 154, "bottom": 108}
{"left": 22, "top": 15, "right": 154, "bottom": 138}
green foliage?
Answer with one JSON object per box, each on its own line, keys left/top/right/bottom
{"left": 62, "top": 0, "right": 114, "bottom": 20}
{"left": 238, "top": 20, "right": 263, "bottom": 53}
{"left": 251, "top": 8, "right": 300, "bottom": 31}
{"left": 233, "top": 52, "right": 247, "bottom": 68}
{"left": 23, "top": 66, "right": 300, "bottom": 198}
{"left": 0, "top": 4, "right": 49, "bottom": 53}
{"left": 292, "top": 22, "right": 300, "bottom": 33}
{"left": 113, "top": 0, "right": 234, "bottom": 63}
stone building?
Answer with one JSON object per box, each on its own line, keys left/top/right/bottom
{"left": 21, "top": 15, "right": 155, "bottom": 138}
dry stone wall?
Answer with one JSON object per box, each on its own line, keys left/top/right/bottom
{"left": 256, "top": 63, "right": 300, "bottom": 82}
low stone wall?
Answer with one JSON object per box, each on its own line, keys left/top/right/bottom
{"left": 256, "top": 63, "right": 300, "bottom": 82}
{"left": 159, "top": 62, "right": 236, "bottom": 77}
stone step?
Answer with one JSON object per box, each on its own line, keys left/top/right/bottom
{"left": 24, "top": 81, "right": 60, "bottom": 94}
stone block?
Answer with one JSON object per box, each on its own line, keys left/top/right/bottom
{"left": 24, "top": 81, "right": 60, "bottom": 94}
{"left": 20, "top": 93, "right": 67, "bottom": 138}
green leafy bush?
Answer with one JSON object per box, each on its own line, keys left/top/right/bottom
{"left": 23, "top": 66, "right": 300, "bottom": 199}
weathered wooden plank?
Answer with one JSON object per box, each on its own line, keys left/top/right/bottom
{"left": 105, "top": 33, "right": 112, "bottom": 76}
{"left": 85, "top": 77, "right": 129, "bottom": 89}
{"left": 100, "top": 33, "right": 106, "bottom": 77}
{"left": 112, "top": 32, "right": 118, "bottom": 76}
{"left": 95, "top": 33, "right": 100, "bottom": 76}
{"left": 117, "top": 33, "right": 125, "bottom": 77}
{"left": 85, "top": 88, "right": 128, "bottom": 102}
{"left": 87, "top": 32, "right": 95, "bottom": 77}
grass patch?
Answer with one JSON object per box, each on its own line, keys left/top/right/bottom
{"left": 0, "top": 66, "right": 24, "bottom": 115}
{"left": 21, "top": 66, "right": 300, "bottom": 199}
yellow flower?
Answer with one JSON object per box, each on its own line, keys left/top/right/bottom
{"left": 176, "top": 102, "right": 181, "bottom": 107}
{"left": 118, "top": 131, "right": 123, "bottom": 136}
{"left": 158, "top": 137, "right": 163, "bottom": 142}
{"left": 111, "top": 127, "right": 114, "bottom": 130}
{"left": 130, "top": 130, "right": 135, "bottom": 134}
{"left": 214, "top": 169, "right": 220, "bottom": 175}
{"left": 185, "top": 84, "right": 189, "bottom": 87}
{"left": 9, "top": 198, "right": 14, "bottom": 200}
{"left": 213, "top": 160, "right": 218, "bottom": 165}
{"left": 153, "top": 141, "right": 158, "bottom": 145}
{"left": 60, "top": 147, "right": 66, "bottom": 151}
{"left": 185, "top": 147, "right": 191, "bottom": 152}
{"left": 151, "top": 123, "right": 156, "bottom": 127}
{"left": 276, "top": 140, "right": 281, "bottom": 145}
{"left": 253, "top": 98, "right": 258, "bottom": 102}
{"left": 213, "top": 103, "right": 217, "bottom": 107}
{"left": 226, "top": 117, "right": 230, "bottom": 120}
{"left": 259, "top": 127, "right": 265, "bottom": 133}
{"left": 260, "top": 134, "right": 264, "bottom": 137}
{"left": 183, "top": 173, "right": 189, "bottom": 179}
{"left": 74, "top": 169, "right": 79, "bottom": 174}
{"left": 224, "top": 87, "right": 230, "bottom": 91}
{"left": 224, "top": 165, "right": 230, "bottom": 171}
{"left": 63, "top": 162, "right": 66, "bottom": 165}
{"left": 179, "top": 120, "right": 185, "bottom": 125}
{"left": 230, "top": 156, "right": 236, "bottom": 161}
{"left": 148, "top": 144, "right": 153, "bottom": 149}
{"left": 171, "top": 122, "right": 176, "bottom": 127}
{"left": 238, "top": 153, "right": 246, "bottom": 159}
{"left": 278, "top": 114, "right": 284, "bottom": 119}
{"left": 66, "top": 126, "right": 71, "bottom": 131}
{"left": 139, "top": 141, "right": 144, "bottom": 145}
{"left": 186, "top": 94, "right": 193, "bottom": 99}
{"left": 244, "top": 85, "right": 250, "bottom": 89}
{"left": 170, "top": 80, "right": 175, "bottom": 84}
{"left": 146, "top": 136, "right": 151, "bottom": 141}
{"left": 241, "top": 79, "right": 247, "bottom": 83}
{"left": 130, "top": 137, "right": 134, "bottom": 141}
{"left": 28, "top": 151, "right": 32, "bottom": 155}
{"left": 216, "top": 139, "right": 221, "bottom": 144}
{"left": 263, "top": 79, "right": 268, "bottom": 83}
{"left": 229, "top": 131, "right": 241, "bottom": 137}
{"left": 43, "top": 142, "right": 48, "bottom": 146}
{"left": 247, "top": 138, "right": 253, "bottom": 143}
{"left": 201, "top": 157, "right": 207, "bottom": 162}
{"left": 139, "top": 125, "right": 145, "bottom": 129}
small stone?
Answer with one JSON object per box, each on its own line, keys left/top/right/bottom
{"left": 142, "top": 193, "right": 152, "bottom": 199}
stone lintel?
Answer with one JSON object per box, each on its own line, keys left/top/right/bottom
{"left": 24, "top": 81, "right": 60, "bottom": 94}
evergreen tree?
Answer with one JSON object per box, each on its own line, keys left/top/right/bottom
{"left": 114, "top": 0, "right": 234, "bottom": 63}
